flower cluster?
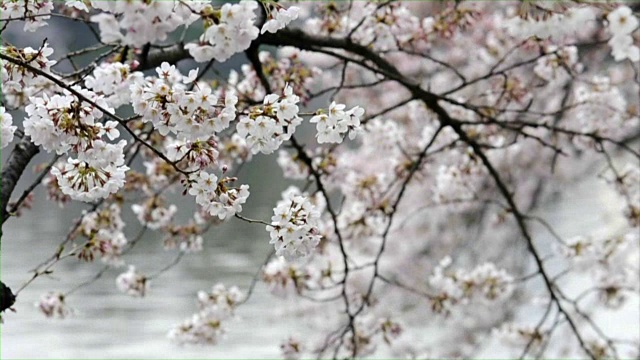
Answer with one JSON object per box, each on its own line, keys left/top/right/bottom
{"left": 185, "top": 1, "right": 259, "bottom": 63}
{"left": 90, "top": 0, "right": 203, "bottom": 47}
{"left": 560, "top": 230, "right": 638, "bottom": 308}
{"left": 342, "top": 316, "right": 403, "bottom": 357}
{"left": 24, "top": 87, "right": 117, "bottom": 154}
{"left": 533, "top": 46, "right": 580, "bottom": 82}
{"left": 168, "top": 284, "right": 243, "bottom": 345}
{"left": 571, "top": 76, "right": 632, "bottom": 147}
{"left": 0, "top": 107, "right": 16, "bottom": 148}
{"left": 231, "top": 47, "right": 322, "bottom": 103}
{"left": 131, "top": 197, "right": 177, "bottom": 230}
{"left": 261, "top": 3, "right": 300, "bottom": 34}
{"left": 0, "top": 0, "right": 53, "bottom": 32}
{"left": 434, "top": 158, "right": 483, "bottom": 205}
{"left": 337, "top": 200, "right": 387, "bottom": 249}
{"left": 131, "top": 62, "right": 238, "bottom": 141}
{"left": 428, "top": 257, "right": 514, "bottom": 313}
{"left": 74, "top": 204, "right": 128, "bottom": 266}
{"left": 18, "top": 61, "right": 128, "bottom": 204}
{"left": 493, "top": 322, "right": 545, "bottom": 353}
{"left": 277, "top": 150, "right": 309, "bottom": 180}
{"left": 217, "top": 133, "right": 252, "bottom": 169}
{"left": 310, "top": 102, "right": 364, "bottom": 144}
{"left": 64, "top": 0, "right": 88, "bottom": 12}
{"left": 162, "top": 223, "right": 205, "bottom": 253}
{"left": 236, "top": 85, "right": 302, "bottom": 154}
{"left": 280, "top": 337, "right": 304, "bottom": 360}
{"left": 262, "top": 257, "right": 312, "bottom": 298}
{"left": 305, "top": 2, "right": 431, "bottom": 52}
{"left": 504, "top": 6, "right": 596, "bottom": 41}
{"left": 1, "top": 43, "right": 57, "bottom": 108}
{"left": 84, "top": 62, "right": 143, "bottom": 108}
{"left": 611, "top": 164, "right": 640, "bottom": 226}
{"left": 347, "top": 2, "right": 425, "bottom": 51}
{"left": 188, "top": 171, "right": 250, "bottom": 220}
{"left": 116, "top": 265, "right": 148, "bottom": 297}
{"left": 336, "top": 173, "right": 390, "bottom": 250}
{"left": 266, "top": 187, "right": 322, "bottom": 261}
{"left": 606, "top": 6, "right": 640, "bottom": 62}
{"left": 141, "top": 156, "right": 178, "bottom": 191}
{"left": 51, "top": 140, "right": 129, "bottom": 202}
{"left": 36, "top": 292, "right": 71, "bottom": 318}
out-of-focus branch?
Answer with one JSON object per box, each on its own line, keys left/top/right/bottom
{"left": 142, "top": 43, "right": 190, "bottom": 70}
{"left": 0, "top": 281, "right": 16, "bottom": 313}
{"left": 1, "top": 138, "right": 39, "bottom": 231}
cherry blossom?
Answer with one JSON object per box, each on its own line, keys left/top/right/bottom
{"left": 116, "top": 266, "right": 149, "bottom": 297}
{"left": 36, "top": 292, "right": 71, "bottom": 318}
{"left": 266, "top": 186, "right": 322, "bottom": 261}
{"left": 280, "top": 337, "right": 304, "bottom": 360}
{"left": 605, "top": 6, "right": 640, "bottom": 62}
{"left": 262, "top": 257, "right": 311, "bottom": 297}
{"left": 168, "top": 284, "right": 243, "bottom": 345}
{"left": 261, "top": 4, "right": 300, "bottom": 34}
{"left": 132, "top": 198, "right": 177, "bottom": 230}
{"left": 65, "top": 0, "right": 88, "bottom": 12}
{"left": 0, "top": 106, "right": 16, "bottom": 148}
{"left": 236, "top": 84, "right": 302, "bottom": 154}
{"left": 0, "top": 0, "right": 53, "bottom": 32}
{"left": 89, "top": 0, "right": 204, "bottom": 47}
{"left": 185, "top": 0, "right": 260, "bottom": 63}
{"left": 187, "top": 171, "right": 250, "bottom": 220}
{"left": 73, "top": 204, "right": 128, "bottom": 265}
{"left": 607, "top": 6, "right": 639, "bottom": 36}
{"left": 84, "top": 62, "right": 143, "bottom": 108}
{"left": 130, "top": 63, "right": 238, "bottom": 141}
{"left": 310, "top": 102, "right": 364, "bottom": 144}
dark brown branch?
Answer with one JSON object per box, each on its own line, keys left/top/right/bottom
{"left": 0, "top": 138, "right": 38, "bottom": 313}
{"left": 1, "top": 138, "right": 39, "bottom": 230}
{"left": 143, "top": 43, "right": 190, "bottom": 70}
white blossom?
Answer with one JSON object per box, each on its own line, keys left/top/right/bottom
{"left": 0, "top": 107, "right": 16, "bottom": 148}
{"left": 266, "top": 187, "right": 322, "bottom": 261}
{"left": 607, "top": 6, "right": 639, "bottom": 36}
{"left": 116, "top": 266, "right": 148, "bottom": 297}
{"left": 428, "top": 257, "right": 514, "bottom": 313}
{"left": 280, "top": 337, "right": 305, "bottom": 360}
{"left": 0, "top": 0, "right": 53, "bottom": 31}
{"left": 236, "top": 84, "right": 302, "bottom": 154}
{"left": 84, "top": 62, "right": 143, "bottom": 107}
{"left": 262, "top": 257, "right": 310, "bottom": 297}
{"left": 310, "top": 102, "right": 364, "bottom": 144}
{"left": 605, "top": 6, "right": 640, "bottom": 62}
{"left": 51, "top": 141, "right": 129, "bottom": 202}
{"left": 188, "top": 171, "right": 250, "bottom": 220}
{"left": 185, "top": 0, "right": 260, "bottom": 63}
{"left": 130, "top": 64, "right": 238, "bottom": 141}
{"left": 132, "top": 200, "right": 177, "bottom": 230}
{"left": 36, "top": 292, "right": 71, "bottom": 318}
{"left": 89, "top": 0, "right": 204, "bottom": 47}
{"left": 168, "top": 284, "right": 243, "bottom": 345}
{"left": 65, "top": 0, "right": 89, "bottom": 12}
{"left": 261, "top": 6, "right": 300, "bottom": 34}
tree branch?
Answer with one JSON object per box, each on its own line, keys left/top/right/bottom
{"left": 1, "top": 138, "right": 39, "bottom": 232}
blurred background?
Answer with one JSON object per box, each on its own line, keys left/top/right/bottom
{"left": 1, "top": 5, "right": 637, "bottom": 359}
{"left": 1, "top": 157, "right": 631, "bottom": 359}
